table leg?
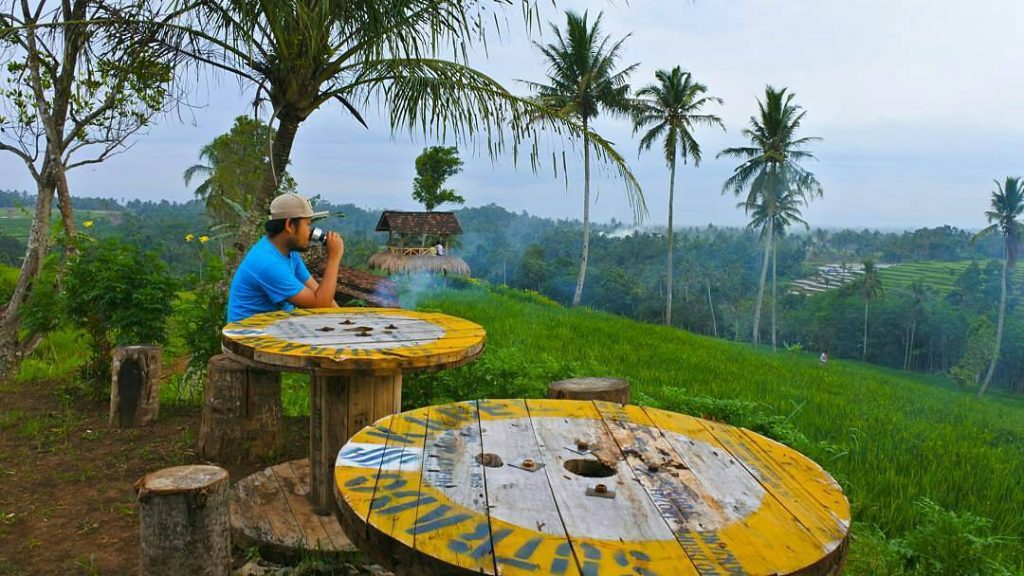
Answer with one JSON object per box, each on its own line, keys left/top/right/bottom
{"left": 309, "top": 371, "right": 403, "bottom": 515}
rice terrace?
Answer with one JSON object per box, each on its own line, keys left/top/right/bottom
{"left": 1, "top": 1, "right": 1023, "bottom": 575}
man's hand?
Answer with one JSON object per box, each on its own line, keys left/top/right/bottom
{"left": 326, "top": 231, "right": 344, "bottom": 262}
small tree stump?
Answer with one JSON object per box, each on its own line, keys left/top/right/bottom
{"left": 198, "top": 353, "right": 284, "bottom": 464}
{"left": 136, "top": 465, "right": 231, "bottom": 576}
{"left": 547, "top": 377, "right": 630, "bottom": 405}
{"left": 110, "top": 345, "right": 161, "bottom": 428}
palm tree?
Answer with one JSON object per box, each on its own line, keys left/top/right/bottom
{"left": 973, "top": 176, "right": 1024, "bottom": 397}
{"left": 160, "top": 1, "right": 642, "bottom": 266}
{"left": 633, "top": 66, "right": 724, "bottom": 325}
{"left": 744, "top": 186, "right": 809, "bottom": 350}
{"left": 525, "top": 10, "right": 640, "bottom": 307}
{"left": 183, "top": 116, "right": 296, "bottom": 228}
{"left": 718, "top": 86, "right": 822, "bottom": 345}
{"left": 856, "top": 260, "right": 884, "bottom": 361}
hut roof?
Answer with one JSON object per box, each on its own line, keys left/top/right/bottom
{"left": 375, "top": 211, "right": 462, "bottom": 235}
{"left": 368, "top": 253, "right": 471, "bottom": 277}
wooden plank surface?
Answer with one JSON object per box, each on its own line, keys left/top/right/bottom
{"left": 222, "top": 308, "right": 486, "bottom": 372}
{"left": 335, "top": 400, "right": 852, "bottom": 576}
{"left": 524, "top": 399, "right": 696, "bottom": 576}
{"left": 477, "top": 399, "right": 581, "bottom": 576}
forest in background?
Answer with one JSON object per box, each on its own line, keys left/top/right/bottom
{"left": 1, "top": 189, "right": 1019, "bottom": 395}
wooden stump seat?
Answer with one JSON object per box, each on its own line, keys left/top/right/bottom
{"left": 110, "top": 345, "right": 161, "bottom": 428}
{"left": 547, "top": 376, "right": 630, "bottom": 404}
{"left": 136, "top": 465, "right": 231, "bottom": 576}
{"left": 198, "top": 354, "right": 284, "bottom": 464}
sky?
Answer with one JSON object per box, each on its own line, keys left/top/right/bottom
{"left": 2, "top": 0, "right": 1022, "bottom": 231}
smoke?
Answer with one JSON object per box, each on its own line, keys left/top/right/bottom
{"left": 393, "top": 271, "right": 440, "bottom": 310}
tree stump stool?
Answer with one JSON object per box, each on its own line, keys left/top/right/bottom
{"left": 548, "top": 377, "right": 630, "bottom": 404}
{"left": 198, "top": 354, "right": 284, "bottom": 464}
{"left": 110, "top": 345, "right": 161, "bottom": 428}
{"left": 136, "top": 465, "right": 231, "bottom": 576}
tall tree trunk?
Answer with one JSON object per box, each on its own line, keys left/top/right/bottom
{"left": 572, "top": 120, "right": 591, "bottom": 307}
{"left": 771, "top": 237, "right": 777, "bottom": 351}
{"left": 665, "top": 156, "right": 676, "bottom": 325}
{"left": 0, "top": 176, "right": 56, "bottom": 381}
{"left": 978, "top": 254, "right": 1009, "bottom": 397}
{"left": 707, "top": 281, "right": 717, "bottom": 337}
{"left": 862, "top": 300, "right": 869, "bottom": 361}
{"left": 230, "top": 111, "right": 302, "bottom": 272}
{"left": 751, "top": 219, "right": 772, "bottom": 345}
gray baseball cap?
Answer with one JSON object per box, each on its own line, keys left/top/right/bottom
{"left": 268, "top": 193, "right": 329, "bottom": 220}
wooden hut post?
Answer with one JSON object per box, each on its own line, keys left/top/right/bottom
{"left": 110, "top": 345, "right": 162, "bottom": 428}
{"left": 198, "top": 354, "right": 284, "bottom": 464}
{"left": 137, "top": 465, "right": 231, "bottom": 576}
{"left": 547, "top": 377, "right": 630, "bottom": 405}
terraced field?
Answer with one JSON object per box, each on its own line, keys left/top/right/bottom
{"left": 878, "top": 260, "right": 1024, "bottom": 294}
{"left": 792, "top": 259, "right": 1022, "bottom": 297}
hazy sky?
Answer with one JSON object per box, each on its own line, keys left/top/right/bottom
{"left": 2, "top": 0, "right": 1022, "bottom": 230}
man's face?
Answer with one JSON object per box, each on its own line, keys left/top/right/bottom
{"left": 285, "top": 217, "right": 312, "bottom": 252}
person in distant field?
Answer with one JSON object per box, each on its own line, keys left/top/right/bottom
{"left": 435, "top": 242, "right": 445, "bottom": 256}
{"left": 820, "top": 350, "right": 829, "bottom": 365}
{"left": 227, "top": 193, "right": 343, "bottom": 322}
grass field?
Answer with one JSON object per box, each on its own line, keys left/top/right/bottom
{"left": 879, "top": 260, "right": 1024, "bottom": 295}
{"left": 358, "top": 284, "right": 1023, "bottom": 570}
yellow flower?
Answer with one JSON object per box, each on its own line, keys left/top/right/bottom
{"left": 83, "top": 220, "right": 94, "bottom": 228}
{"left": 199, "top": 235, "right": 210, "bottom": 244}
{"left": 185, "top": 233, "right": 194, "bottom": 243}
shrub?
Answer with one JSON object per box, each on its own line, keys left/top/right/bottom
{"left": 405, "top": 348, "right": 577, "bottom": 408}
{"left": 64, "top": 239, "right": 177, "bottom": 390}
{"left": 172, "top": 260, "right": 229, "bottom": 403}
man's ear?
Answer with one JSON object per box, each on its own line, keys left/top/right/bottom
{"left": 284, "top": 218, "right": 297, "bottom": 234}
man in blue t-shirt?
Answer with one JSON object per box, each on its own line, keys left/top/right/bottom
{"left": 227, "top": 193, "right": 344, "bottom": 322}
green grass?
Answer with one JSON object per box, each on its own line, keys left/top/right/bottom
{"left": 292, "top": 284, "right": 1024, "bottom": 569}
{"left": 879, "top": 260, "right": 1024, "bottom": 295}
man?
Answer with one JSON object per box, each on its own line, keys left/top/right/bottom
{"left": 227, "top": 193, "right": 344, "bottom": 322}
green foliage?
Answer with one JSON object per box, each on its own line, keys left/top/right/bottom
{"left": 0, "top": 263, "right": 16, "bottom": 303}
{"left": 64, "top": 239, "right": 177, "bottom": 388}
{"left": 412, "top": 146, "right": 464, "bottom": 211}
{"left": 951, "top": 316, "right": 996, "bottom": 388}
{"left": 14, "top": 328, "right": 90, "bottom": 387}
{"left": 184, "top": 116, "right": 297, "bottom": 227}
{"left": 897, "top": 498, "right": 1011, "bottom": 575}
{"left": 172, "top": 259, "right": 229, "bottom": 401}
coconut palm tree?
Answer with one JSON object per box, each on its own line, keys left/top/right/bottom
{"left": 525, "top": 10, "right": 640, "bottom": 307}
{"left": 159, "top": 1, "right": 642, "bottom": 265}
{"left": 183, "top": 116, "right": 296, "bottom": 228}
{"left": 973, "top": 176, "right": 1024, "bottom": 397}
{"left": 718, "top": 86, "right": 822, "bottom": 345}
{"left": 855, "top": 260, "right": 884, "bottom": 361}
{"left": 744, "top": 185, "right": 809, "bottom": 350}
{"left": 632, "top": 66, "right": 724, "bottom": 325}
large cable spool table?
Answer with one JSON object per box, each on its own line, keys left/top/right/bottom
{"left": 221, "top": 308, "right": 486, "bottom": 516}
{"left": 335, "top": 399, "right": 850, "bottom": 576}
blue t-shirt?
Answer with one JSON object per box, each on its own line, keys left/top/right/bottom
{"left": 227, "top": 236, "right": 311, "bottom": 321}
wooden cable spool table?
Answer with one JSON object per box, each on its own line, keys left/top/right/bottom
{"left": 221, "top": 308, "right": 486, "bottom": 524}
{"left": 335, "top": 399, "right": 850, "bottom": 576}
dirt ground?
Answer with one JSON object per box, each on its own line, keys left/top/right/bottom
{"left": 0, "top": 377, "right": 310, "bottom": 576}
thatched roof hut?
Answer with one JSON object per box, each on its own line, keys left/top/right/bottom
{"left": 368, "top": 211, "right": 470, "bottom": 276}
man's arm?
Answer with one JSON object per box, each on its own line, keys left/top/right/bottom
{"left": 288, "top": 232, "right": 343, "bottom": 308}
{"left": 303, "top": 276, "right": 339, "bottom": 307}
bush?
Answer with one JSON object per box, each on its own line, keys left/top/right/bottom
{"left": 845, "top": 500, "right": 1012, "bottom": 576}
{"left": 64, "top": 239, "right": 177, "bottom": 390}
{"left": 404, "top": 348, "right": 577, "bottom": 408}
{"left": 172, "top": 259, "right": 229, "bottom": 402}
{"left": 0, "top": 264, "right": 17, "bottom": 303}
